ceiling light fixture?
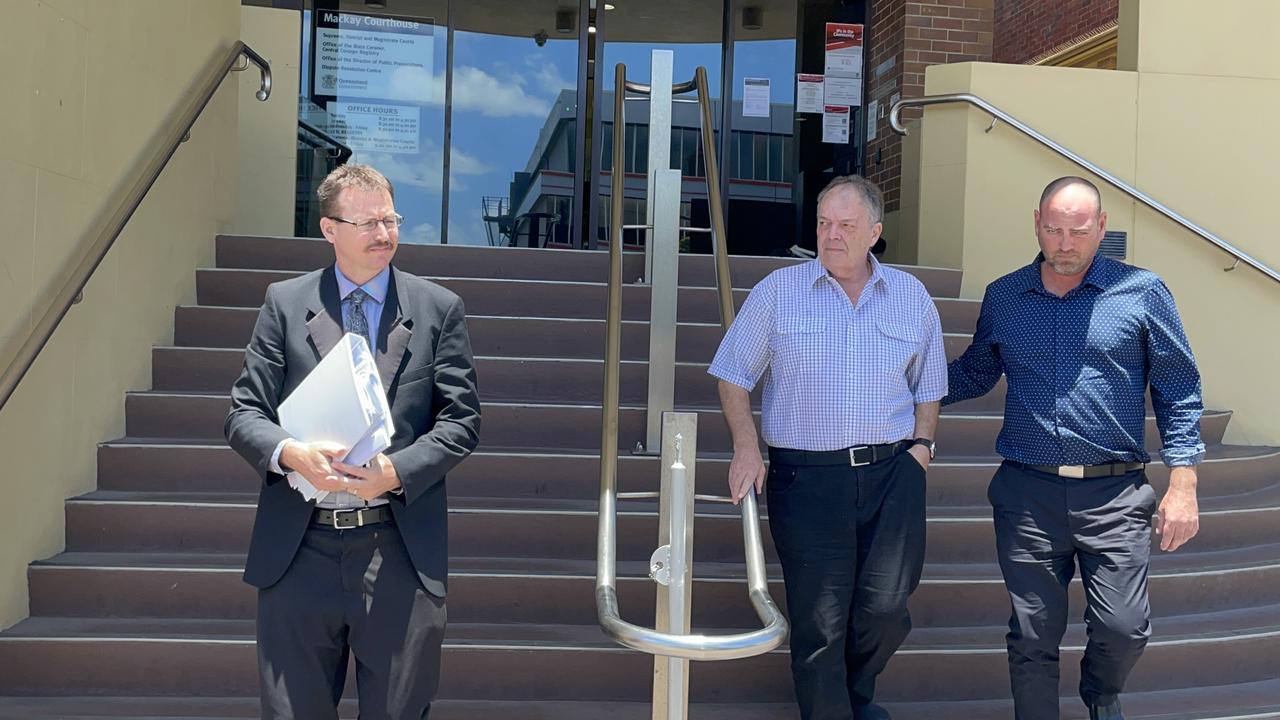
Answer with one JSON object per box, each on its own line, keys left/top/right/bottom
{"left": 365, "top": 0, "right": 387, "bottom": 9}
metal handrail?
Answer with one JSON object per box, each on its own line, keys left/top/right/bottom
{"left": 0, "top": 42, "right": 271, "bottom": 413}
{"left": 298, "top": 119, "right": 352, "bottom": 163}
{"left": 890, "top": 93, "right": 1280, "bottom": 285}
{"left": 595, "top": 63, "right": 788, "bottom": 662}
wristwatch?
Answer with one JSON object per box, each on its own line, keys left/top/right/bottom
{"left": 911, "top": 437, "right": 936, "bottom": 460}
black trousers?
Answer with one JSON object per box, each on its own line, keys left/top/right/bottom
{"left": 766, "top": 449, "right": 927, "bottom": 720}
{"left": 990, "top": 462, "right": 1156, "bottom": 720}
{"left": 257, "top": 519, "right": 446, "bottom": 720}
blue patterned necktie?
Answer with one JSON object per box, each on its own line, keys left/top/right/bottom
{"left": 345, "top": 288, "right": 372, "bottom": 349}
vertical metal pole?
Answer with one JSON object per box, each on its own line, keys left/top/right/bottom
{"left": 645, "top": 167, "right": 681, "bottom": 454}
{"left": 572, "top": 0, "right": 592, "bottom": 249}
{"left": 652, "top": 411, "right": 697, "bottom": 720}
{"left": 440, "top": 0, "right": 455, "bottom": 244}
{"left": 644, "top": 50, "right": 675, "bottom": 283}
{"left": 718, "top": 0, "right": 737, "bottom": 221}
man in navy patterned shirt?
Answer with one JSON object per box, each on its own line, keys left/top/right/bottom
{"left": 711, "top": 176, "right": 947, "bottom": 720}
{"left": 945, "top": 176, "right": 1203, "bottom": 720}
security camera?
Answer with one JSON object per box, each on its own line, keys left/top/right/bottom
{"left": 533, "top": 29, "right": 548, "bottom": 47}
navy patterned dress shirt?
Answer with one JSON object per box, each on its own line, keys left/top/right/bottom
{"left": 944, "top": 253, "right": 1205, "bottom": 467}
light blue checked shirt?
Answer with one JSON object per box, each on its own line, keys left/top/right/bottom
{"left": 709, "top": 257, "right": 947, "bottom": 451}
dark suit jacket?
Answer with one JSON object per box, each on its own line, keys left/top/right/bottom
{"left": 225, "top": 265, "right": 481, "bottom": 598}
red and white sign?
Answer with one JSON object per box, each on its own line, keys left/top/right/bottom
{"left": 824, "top": 23, "right": 864, "bottom": 76}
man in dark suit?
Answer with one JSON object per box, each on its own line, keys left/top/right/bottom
{"left": 225, "top": 164, "right": 481, "bottom": 719}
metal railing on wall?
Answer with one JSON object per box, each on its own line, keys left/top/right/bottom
{"left": 0, "top": 42, "right": 272, "bottom": 413}
{"left": 595, "top": 53, "right": 787, "bottom": 720}
{"left": 890, "top": 92, "right": 1280, "bottom": 286}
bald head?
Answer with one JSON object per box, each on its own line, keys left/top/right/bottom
{"left": 1039, "top": 176, "right": 1102, "bottom": 218}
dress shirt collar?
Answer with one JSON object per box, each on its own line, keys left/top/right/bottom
{"left": 1018, "top": 251, "right": 1117, "bottom": 295}
{"left": 334, "top": 264, "right": 390, "bottom": 305}
{"left": 807, "top": 253, "right": 889, "bottom": 290}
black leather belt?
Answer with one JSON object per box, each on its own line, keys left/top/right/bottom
{"left": 1007, "top": 460, "right": 1145, "bottom": 479}
{"left": 312, "top": 505, "right": 393, "bottom": 530}
{"left": 769, "top": 441, "right": 910, "bottom": 468}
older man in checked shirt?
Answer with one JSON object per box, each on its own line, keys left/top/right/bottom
{"left": 944, "top": 176, "right": 1203, "bottom": 720}
{"left": 709, "top": 175, "right": 947, "bottom": 720}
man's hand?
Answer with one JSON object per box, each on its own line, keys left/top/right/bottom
{"left": 332, "top": 453, "right": 402, "bottom": 502}
{"left": 1156, "top": 466, "right": 1199, "bottom": 552}
{"left": 727, "top": 443, "right": 766, "bottom": 505}
{"left": 279, "top": 440, "right": 350, "bottom": 492}
{"left": 906, "top": 444, "right": 931, "bottom": 472}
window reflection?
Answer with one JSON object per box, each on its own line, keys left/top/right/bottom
{"left": 449, "top": 1, "right": 580, "bottom": 247}
{"left": 727, "top": 0, "right": 798, "bottom": 255}
{"left": 299, "top": 1, "right": 449, "bottom": 244}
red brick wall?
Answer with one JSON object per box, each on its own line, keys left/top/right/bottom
{"left": 865, "top": 0, "right": 993, "bottom": 210}
{"left": 992, "top": 0, "right": 1118, "bottom": 64}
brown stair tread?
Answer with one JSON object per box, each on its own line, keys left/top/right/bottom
{"left": 33, "top": 543, "right": 1280, "bottom": 579}
{"left": 97, "top": 437, "right": 1280, "bottom": 465}
{"left": 123, "top": 389, "right": 1237, "bottom": 419}
{"left": 2, "top": 681, "right": 1279, "bottom": 719}
{"left": 6, "top": 603, "right": 1280, "bottom": 651}
{"left": 67, "top": 487, "right": 1280, "bottom": 518}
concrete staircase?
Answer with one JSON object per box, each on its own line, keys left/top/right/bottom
{"left": 0, "top": 236, "right": 1277, "bottom": 719}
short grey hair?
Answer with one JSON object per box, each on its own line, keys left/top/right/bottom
{"left": 816, "top": 175, "right": 884, "bottom": 225}
{"left": 316, "top": 164, "right": 395, "bottom": 218}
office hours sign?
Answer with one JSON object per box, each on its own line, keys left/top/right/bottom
{"left": 311, "top": 10, "right": 434, "bottom": 155}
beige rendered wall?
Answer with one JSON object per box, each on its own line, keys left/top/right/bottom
{"left": 914, "top": 0, "right": 1280, "bottom": 445}
{"left": 235, "top": 5, "right": 301, "bottom": 237}
{"left": 0, "top": 0, "right": 242, "bottom": 629}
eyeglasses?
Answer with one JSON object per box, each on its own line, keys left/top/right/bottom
{"left": 328, "top": 213, "right": 404, "bottom": 233}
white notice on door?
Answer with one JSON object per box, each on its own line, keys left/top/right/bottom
{"left": 796, "top": 74, "right": 824, "bottom": 114}
{"left": 743, "top": 77, "right": 771, "bottom": 118}
{"left": 822, "top": 105, "right": 850, "bottom": 144}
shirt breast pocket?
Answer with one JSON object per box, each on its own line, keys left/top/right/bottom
{"left": 771, "top": 318, "right": 827, "bottom": 371}
{"left": 876, "top": 318, "right": 921, "bottom": 375}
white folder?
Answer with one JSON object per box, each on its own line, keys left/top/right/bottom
{"left": 277, "top": 333, "right": 394, "bottom": 501}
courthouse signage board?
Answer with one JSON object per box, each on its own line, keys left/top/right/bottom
{"left": 310, "top": 10, "right": 435, "bottom": 106}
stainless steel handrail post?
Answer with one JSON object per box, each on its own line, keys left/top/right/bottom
{"left": 649, "top": 412, "right": 698, "bottom": 719}
{"left": 890, "top": 92, "right": 1280, "bottom": 286}
{"left": 644, "top": 51, "right": 681, "bottom": 456}
{"left": 0, "top": 42, "right": 271, "bottom": 413}
{"left": 643, "top": 50, "right": 675, "bottom": 285}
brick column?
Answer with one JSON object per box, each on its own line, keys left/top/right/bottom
{"left": 864, "top": 0, "right": 993, "bottom": 211}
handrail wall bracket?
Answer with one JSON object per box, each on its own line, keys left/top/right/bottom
{"left": 889, "top": 92, "right": 1280, "bottom": 286}
{"left": 0, "top": 41, "right": 271, "bottom": 415}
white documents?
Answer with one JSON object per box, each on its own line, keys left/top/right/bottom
{"left": 278, "top": 333, "right": 395, "bottom": 502}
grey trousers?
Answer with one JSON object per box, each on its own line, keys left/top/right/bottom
{"left": 990, "top": 461, "right": 1157, "bottom": 720}
{"left": 257, "top": 520, "right": 446, "bottom": 720}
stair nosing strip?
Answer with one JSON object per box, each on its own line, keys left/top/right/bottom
{"left": 120, "top": 393, "right": 1235, "bottom": 420}
{"left": 64, "top": 497, "right": 1280, "bottom": 518}
{"left": 2, "top": 627, "right": 1276, "bottom": 651}
{"left": 31, "top": 562, "right": 1280, "bottom": 580}
{"left": 89, "top": 443, "right": 1280, "bottom": 465}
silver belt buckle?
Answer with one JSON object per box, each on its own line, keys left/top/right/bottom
{"left": 1058, "top": 465, "right": 1085, "bottom": 479}
{"left": 332, "top": 508, "right": 364, "bottom": 529}
{"left": 848, "top": 446, "right": 871, "bottom": 468}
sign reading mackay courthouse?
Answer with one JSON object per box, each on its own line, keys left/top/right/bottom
{"left": 310, "top": 10, "right": 435, "bottom": 156}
